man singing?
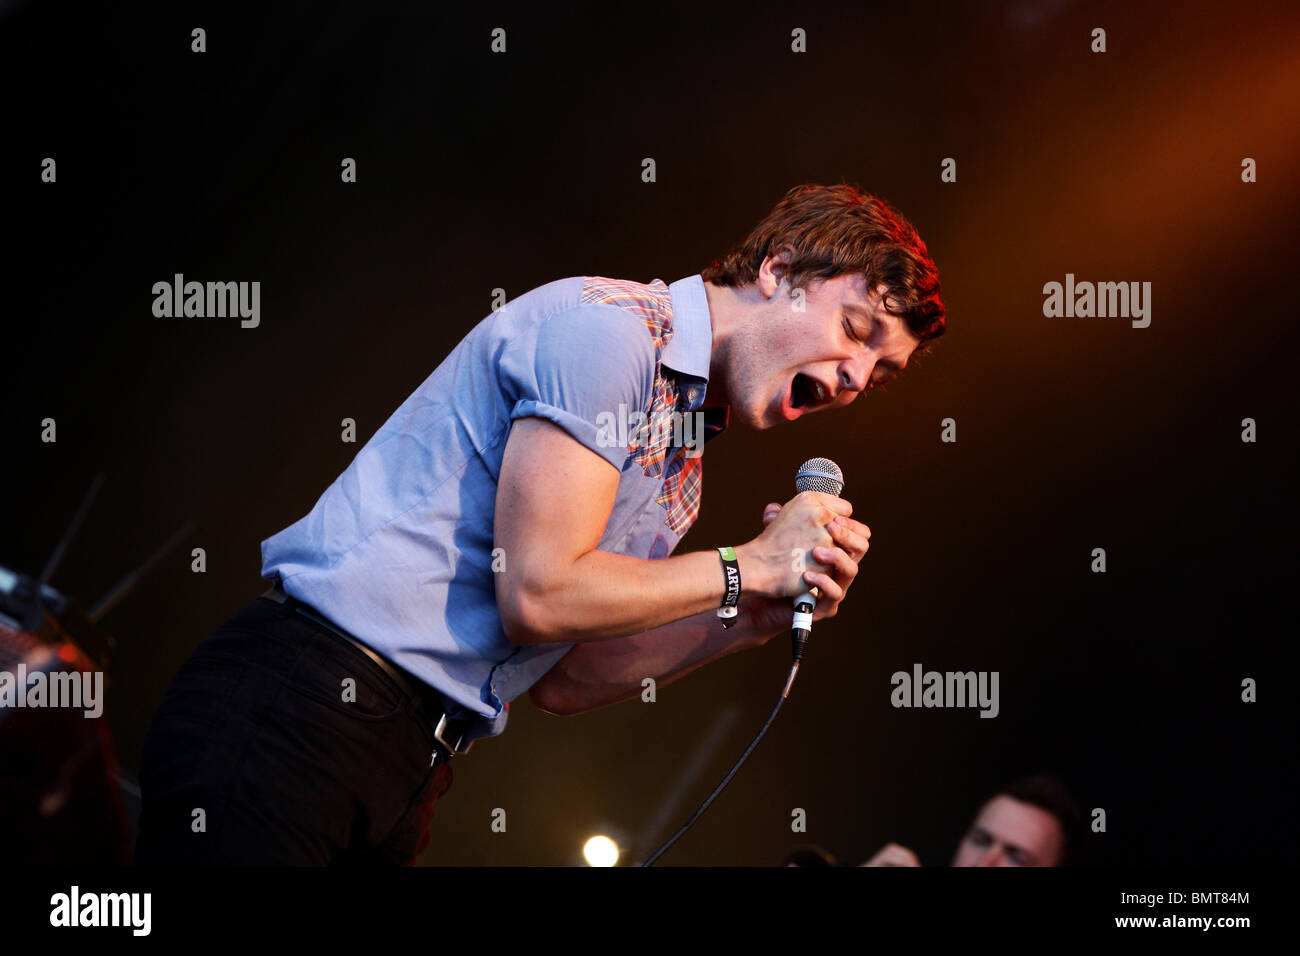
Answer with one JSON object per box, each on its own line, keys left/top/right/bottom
{"left": 135, "top": 182, "right": 946, "bottom": 865}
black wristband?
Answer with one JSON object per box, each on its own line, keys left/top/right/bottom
{"left": 716, "top": 546, "right": 741, "bottom": 628}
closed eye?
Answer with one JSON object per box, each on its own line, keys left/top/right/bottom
{"left": 845, "top": 308, "right": 907, "bottom": 389}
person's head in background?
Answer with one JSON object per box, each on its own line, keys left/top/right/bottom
{"left": 951, "top": 773, "right": 1086, "bottom": 867}
{"left": 780, "top": 843, "right": 840, "bottom": 867}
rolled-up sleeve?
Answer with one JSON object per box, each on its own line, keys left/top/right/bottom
{"left": 498, "top": 304, "right": 655, "bottom": 471}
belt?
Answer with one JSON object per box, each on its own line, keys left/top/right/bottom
{"left": 261, "top": 580, "right": 473, "bottom": 756}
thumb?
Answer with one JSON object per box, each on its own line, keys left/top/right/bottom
{"left": 762, "top": 502, "right": 782, "bottom": 525}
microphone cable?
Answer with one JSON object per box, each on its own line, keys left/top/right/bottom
{"left": 639, "top": 457, "right": 840, "bottom": 866}
{"left": 639, "top": 660, "right": 801, "bottom": 867}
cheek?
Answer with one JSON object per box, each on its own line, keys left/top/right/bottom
{"left": 764, "top": 330, "right": 812, "bottom": 378}
{"left": 740, "top": 329, "right": 789, "bottom": 384}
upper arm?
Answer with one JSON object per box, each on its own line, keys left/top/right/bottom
{"left": 494, "top": 416, "right": 618, "bottom": 645}
{"left": 493, "top": 305, "right": 654, "bottom": 644}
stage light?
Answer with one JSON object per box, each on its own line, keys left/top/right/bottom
{"left": 582, "top": 835, "right": 619, "bottom": 867}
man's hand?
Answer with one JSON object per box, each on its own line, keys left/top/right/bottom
{"left": 740, "top": 497, "right": 870, "bottom": 634}
{"left": 860, "top": 843, "right": 922, "bottom": 867}
{"left": 735, "top": 490, "right": 857, "bottom": 599}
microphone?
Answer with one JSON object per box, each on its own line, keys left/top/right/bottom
{"left": 640, "top": 455, "right": 847, "bottom": 861}
{"left": 790, "top": 458, "right": 844, "bottom": 669}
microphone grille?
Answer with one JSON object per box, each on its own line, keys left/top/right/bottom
{"left": 795, "top": 457, "right": 844, "bottom": 495}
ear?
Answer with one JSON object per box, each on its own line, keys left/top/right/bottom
{"left": 757, "top": 244, "right": 797, "bottom": 298}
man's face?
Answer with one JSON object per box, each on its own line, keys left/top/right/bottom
{"left": 950, "top": 795, "right": 1066, "bottom": 867}
{"left": 721, "top": 253, "right": 921, "bottom": 430}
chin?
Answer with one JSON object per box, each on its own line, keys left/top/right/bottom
{"left": 745, "top": 407, "right": 778, "bottom": 431}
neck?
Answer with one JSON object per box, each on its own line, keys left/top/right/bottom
{"left": 701, "top": 279, "right": 748, "bottom": 409}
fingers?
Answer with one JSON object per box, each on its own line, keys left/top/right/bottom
{"left": 812, "top": 545, "right": 857, "bottom": 582}
{"left": 828, "top": 517, "right": 870, "bottom": 560}
{"left": 804, "top": 544, "right": 857, "bottom": 614}
{"left": 802, "top": 569, "right": 845, "bottom": 604}
{"left": 814, "top": 492, "right": 853, "bottom": 517}
{"left": 838, "top": 516, "right": 871, "bottom": 542}
{"left": 794, "top": 489, "right": 852, "bottom": 518}
{"left": 861, "top": 843, "right": 921, "bottom": 867}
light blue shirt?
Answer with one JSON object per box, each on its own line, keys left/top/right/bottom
{"left": 261, "top": 274, "right": 728, "bottom": 742}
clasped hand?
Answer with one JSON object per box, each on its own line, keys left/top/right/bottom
{"left": 734, "top": 490, "right": 871, "bottom": 637}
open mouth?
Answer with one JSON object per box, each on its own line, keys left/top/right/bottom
{"left": 790, "top": 372, "right": 828, "bottom": 412}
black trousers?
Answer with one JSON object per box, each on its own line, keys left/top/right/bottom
{"left": 135, "top": 592, "right": 454, "bottom": 865}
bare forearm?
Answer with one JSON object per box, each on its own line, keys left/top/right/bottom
{"left": 530, "top": 597, "right": 784, "bottom": 716}
{"left": 501, "top": 544, "right": 771, "bottom": 646}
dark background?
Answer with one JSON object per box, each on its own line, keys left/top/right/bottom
{"left": 3, "top": 0, "right": 1296, "bottom": 865}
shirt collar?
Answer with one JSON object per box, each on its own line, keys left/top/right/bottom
{"left": 663, "top": 274, "right": 713, "bottom": 388}
{"left": 664, "top": 273, "right": 729, "bottom": 440}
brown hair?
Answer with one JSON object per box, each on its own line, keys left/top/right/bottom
{"left": 998, "top": 773, "right": 1089, "bottom": 866}
{"left": 702, "top": 182, "right": 946, "bottom": 349}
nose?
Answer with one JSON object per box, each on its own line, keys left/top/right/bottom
{"left": 977, "top": 846, "right": 1005, "bottom": 867}
{"left": 837, "top": 356, "right": 872, "bottom": 395}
